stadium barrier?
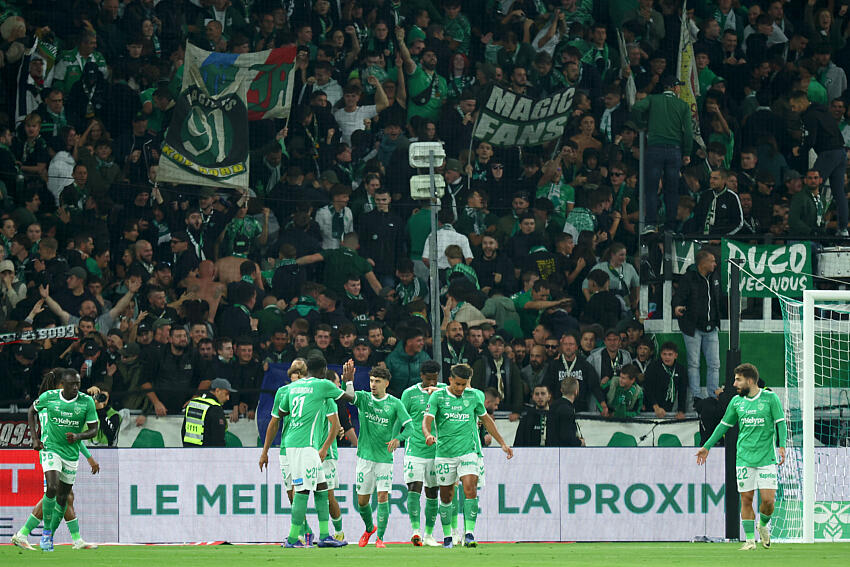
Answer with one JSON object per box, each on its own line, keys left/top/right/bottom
{"left": 2, "top": 447, "right": 729, "bottom": 543}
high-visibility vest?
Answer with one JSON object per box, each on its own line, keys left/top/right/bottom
{"left": 183, "top": 396, "right": 221, "bottom": 446}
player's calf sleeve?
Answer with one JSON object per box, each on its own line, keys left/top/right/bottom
{"left": 49, "top": 503, "right": 66, "bottom": 532}
{"left": 19, "top": 514, "right": 40, "bottom": 537}
{"left": 288, "top": 493, "right": 309, "bottom": 544}
{"left": 463, "top": 498, "right": 479, "bottom": 534}
{"left": 759, "top": 513, "right": 771, "bottom": 527}
{"left": 67, "top": 518, "right": 82, "bottom": 542}
{"left": 451, "top": 496, "right": 459, "bottom": 530}
{"left": 424, "top": 498, "right": 439, "bottom": 535}
{"left": 407, "top": 491, "right": 421, "bottom": 531}
{"left": 742, "top": 519, "right": 755, "bottom": 541}
{"left": 41, "top": 496, "right": 55, "bottom": 533}
{"left": 439, "top": 501, "right": 453, "bottom": 536}
{"left": 358, "top": 503, "right": 375, "bottom": 532}
{"left": 315, "top": 491, "right": 330, "bottom": 539}
{"left": 376, "top": 501, "right": 390, "bottom": 540}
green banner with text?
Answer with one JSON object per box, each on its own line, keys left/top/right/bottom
{"left": 721, "top": 239, "right": 813, "bottom": 297}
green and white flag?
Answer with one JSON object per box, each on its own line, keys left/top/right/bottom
{"left": 473, "top": 85, "right": 574, "bottom": 147}
{"left": 721, "top": 239, "right": 813, "bottom": 298}
{"left": 158, "top": 65, "right": 250, "bottom": 188}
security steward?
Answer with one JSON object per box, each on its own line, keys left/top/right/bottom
{"left": 181, "top": 378, "right": 235, "bottom": 447}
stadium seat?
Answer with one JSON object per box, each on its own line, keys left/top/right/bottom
{"left": 607, "top": 432, "right": 638, "bottom": 447}
{"left": 657, "top": 433, "right": 682, "bottom": 447}
{"left": 225, "top": 431, "right": 243, "bottom": 447}
{"left": 131, "top": 429, "right": 165, "bottom": 448}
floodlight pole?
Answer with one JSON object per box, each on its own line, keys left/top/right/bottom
{"left": 428, "top": 150, "right": 443, "bottom": 371}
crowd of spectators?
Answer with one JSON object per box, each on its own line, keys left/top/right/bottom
{"left": 1, "top": 0, "right": 849, "bottom": 442}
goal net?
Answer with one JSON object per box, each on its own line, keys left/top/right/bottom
{"left": 776, "top": 292, "right": 850, "bottom": 543}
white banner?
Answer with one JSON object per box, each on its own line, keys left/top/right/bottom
{"left": 112, "top": 448, "right": 724, "bottom": 542}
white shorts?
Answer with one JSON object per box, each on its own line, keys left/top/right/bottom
{"left": 736, "top": 464, "right": 778, "bottom": 492}
{"left": 278, "top": 453, "right": 292, "bottom": 490}
{"left": 355, "top": 457, "right": 393, "bottom": 495}
{"left": 477, "top": 454, "right": 486, "bottom": 489}
{"left": 404, "top": 454, "right": 438, "bottom": 488}
{"left": 40, "top": 451, "right": 78, "bottom": 485}
{"left": 288, "top": 447, "right": 326, "bottom": 492}
{"left": 435, "top": 453, "right": 479, "bottom": 486}
{"left": 323, "top": 458, "right": 339, "bottom": 490}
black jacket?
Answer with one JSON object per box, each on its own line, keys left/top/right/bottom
{"left": 800, "top": 102, "right": 845, "bottom": 154}
{"left": 673, "top": 266, "right": 721, "bottom": 336}
{"left": 542, "top": 354, "right": 604, "bottom": 413}
{"left": 144, "top": 347, "right": 202, "bottom": 413}
{"left": 358, "top": 209, "right": 406, "bottom": 277}
{"left": 545, "top": 397, "right": 582, "bottom": 447}
{"left": 514, "top": 404, "right": 549, "bottom": 447}
{"left": 441, "top": 339, "right": 479, "bottom": 382}
{"left": 643, "top": 359, "right": 688, "bottom": 412}
{"left": 692, "top": 187, "right": 744, "bottom": 236}
{"left": 471, "top": 354, "right": 525, "bottom": 414}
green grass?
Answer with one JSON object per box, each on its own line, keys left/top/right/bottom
{"left": 2, "top": 542, "right": 850, "bottom": 566}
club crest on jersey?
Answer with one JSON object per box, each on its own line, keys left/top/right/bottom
{"left": 463, "top": 399, "right": 470, "bottom": 407}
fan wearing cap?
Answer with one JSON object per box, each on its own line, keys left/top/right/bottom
{"left": 0, "top": 258, "right": 27, "bottom": 310}
{"left": 113, "top": 110, "right": 156, "bottom": 183}
{"left": 181, "top": 378, "right": 235, "bottom": 447}
{"left": 630, "top": 74, "right": 693, "bottom": 234}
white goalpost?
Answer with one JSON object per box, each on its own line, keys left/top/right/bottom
{"left": 777, "top": 290, "right": 850, "bottom": 543}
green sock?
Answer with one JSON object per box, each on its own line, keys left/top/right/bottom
{"left": 67, "top": 518, "right": 81, "bottom": 542}
{"left": 463, "top": 498, "right": 479, "bottom": 534}
{"left": 407, "top": 491, "right": 421, "bottom": 532}
{"left": 315, "top": 491, "right": 330, "bottom": 540}
{"left": 301, "top": 521, "right": 313, "bottom": 536}
{"left": 19, "top": 514, "right": 40, "bottom": 537}
{"left": 359, "top": 503, "right": 375, "bottom": 533}
{"left": 41, "top": 496, "right": 55, "bottom": 533}
{"left": 451, "top": 497, "right": 459, "bottom": 531}
{"left": 759, "top": 513, "right": 771, "bottom": 528}
{"left": 424, "top": 498, "right": 439, "bottom": 536}
{"left": 287, "top": 493, "right": 308, "bottom": 544}
{"left": 332, "top": 515, "right": 343, "bottom": 533}
{"left": 50, "top": 503, "right": 66, "bottom": 532}
{"left": 439, "top": 501, "right": 453, "bottom": 537}
{"left": 376, "top": 501, "right": 390, "bottom": 540}
{"left": 742, "top": 519, "right": 755, "bottom": 541}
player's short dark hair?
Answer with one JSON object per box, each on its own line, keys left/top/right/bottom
{"left": 370, "top": 367, "right": 391, "bottom": 381}
{"left": 306, "top": 355, "right": 327, "bottom": 375}
{"left": 450, "top": 363, "right": 473, "bottom": 380}
{"left": 420, "top": 360, "right": 441, "bottom": 376}
{"left": 734, "top": 362, "right": 759, "bottom": 383}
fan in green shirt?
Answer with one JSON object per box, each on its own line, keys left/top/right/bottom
{"left": 697, "top": 363, "right": 787, "bottom": 550}
{"left": 423, "top": 363, "right": 513, "bottom": 548}
{"left": 352, "top": 366, "right": 413, "bottom": 548}
{"left": 396, "top": 26, "right": 447, "bottom": 123}
{"left": 400, "top": 360, "right": 445, "bottom": 546}
{"left": 28, "top": 369, "right": 98, "bottom": 549}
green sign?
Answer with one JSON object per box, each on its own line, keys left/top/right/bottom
{"left": 721, "top": 239, "right": 813, "bottom": 298}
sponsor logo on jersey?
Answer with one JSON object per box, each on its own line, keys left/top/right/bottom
{"left": 444, "top": 412, "right": 471, "bottom": 421}
{"left": 363, "top": 412, "right": 390, "bottom": 425}
{"left": 740, "top": 416, "right": 766, "bottom": 427}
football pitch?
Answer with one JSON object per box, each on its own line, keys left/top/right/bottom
{"left": 2, "top": 542, "right": 850, "bottom": 566}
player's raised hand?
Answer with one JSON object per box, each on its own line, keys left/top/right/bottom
{"left": 425, "top": 434, "right": 436, "bottom": 446}
{"left": 386, "top": 438, "right": 400, "bottom": 452}
{"left": 342, "top": 359, "right": 355, "bottom": 382}
{"left": 258, "top": 452, "right": 268, "bottom": 471}
{"left": 502, "top": 444, "right": 514, "bottom": 459}
{"left": 777, "top": 447, "right": 785, "bottom": 466}
{"left": 696, "top": 447, "right": 709, "bottom": 465}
